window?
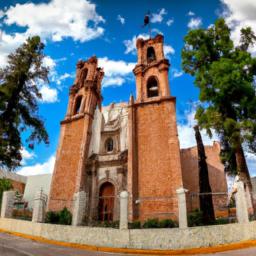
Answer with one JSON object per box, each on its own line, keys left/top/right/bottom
{"left": 73, "top": 96, "right": 83, "bottom": 115}
{"left": 147, "top": 47, "right": 156, "bottom": 63}
{"left": 82, "top": 68, "right": 88, "bottom": 81}
{"left": 147, "top": 76, "right": 159, "bottom": 98}
{"left": 105, "top": 138, "right": 114, "bottom": 152}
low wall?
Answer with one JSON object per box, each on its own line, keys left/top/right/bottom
{"left": 1, "top": 218, "right": 256, "bottom": 250}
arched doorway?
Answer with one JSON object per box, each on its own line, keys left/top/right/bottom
{"left": 98, "top": 182, "right": 115, "bottom": 221}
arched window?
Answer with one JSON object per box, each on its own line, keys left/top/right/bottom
{"left": 105, "top": 138, "right": 114, "bottom": 152}
{"left": 82, "top": 68, "right": 88, "bottom": 81}
{"left": 147, "top": 76, "right": 159, "bottom": 98}
{"left": 147, "top": 47, "right": 156, "bottom": 63}
{"left": 73, "top": 96, "right": 83, "bottom": 115}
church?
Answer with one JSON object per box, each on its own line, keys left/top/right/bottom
{"left": 47, "top": 34, "right": 227, "bottom": 224}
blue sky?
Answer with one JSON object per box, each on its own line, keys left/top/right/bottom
{"left": 1, "top": 0, "right": 256, "bottom": 176}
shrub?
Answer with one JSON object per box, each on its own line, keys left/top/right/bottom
{"left": 45, "top": 211, "right": 59, "bottom": 224}
{"left": 142, "top": 218, "right": 159, "bottom": 228}
{"left": 45, "top": 207, "right": 72, "bottom": 225}
{"left": 159, "top": 219, "right": 177, "bottom": 228}
{"left": 129, "top": 221, "right": 141, "bottom": 229}
{"left": 87, "top": 220, "right": 119, "bottom": 228}
{"left": 249, "top": 214, "right": 256, "bottom": 221}
{"left": 59, "top": 207, "right": 72, "bottom": 225}
{"left": 188, "top": 209, "right": 204, "bottom": 227}
{"left": 214, "top": 218, "right": 229, "bottom": 225}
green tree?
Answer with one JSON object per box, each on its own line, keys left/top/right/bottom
{"left": 182, "top": 19, "right": 256, "bottom": 197}
{"left": 194, "top": 125, "right": 215, "bottom": 224}
{"left": 0, "top": 178, "right": 13, "bottom": 208}
{"left": 0, "top": 36, "right": 49, "bottom": 170}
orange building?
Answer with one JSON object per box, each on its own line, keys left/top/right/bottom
{"left": 48, "top": 34, "right": 227, "bottom": 223}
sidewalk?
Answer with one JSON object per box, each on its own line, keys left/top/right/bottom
{"left": 1, "top": 228, "right": 256, "bottom": 255}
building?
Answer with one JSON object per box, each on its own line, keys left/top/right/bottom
{"left": 0, "top": 170, "right": 52, "bottom": 210}
{"left": 47, "top": 34, "right": 227, "bottom": 223}
{"left": 23, "top": 174, "right": 52, "bottom": 209}
{"left": 0, "top": 169, "right": 26, "bottom": 194}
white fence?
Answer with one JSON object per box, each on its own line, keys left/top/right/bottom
{"left": 0, "top": 181, "right": 250, "bottom": 229}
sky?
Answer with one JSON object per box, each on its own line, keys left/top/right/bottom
{"left": 0, "top": 0, "right": 256, "bottom": 176}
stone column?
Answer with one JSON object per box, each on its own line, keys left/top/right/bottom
{"left": 32, "top": 189, "right": 47, "bottom": 223}
{"left": 119, "top": 191, "right": 128, "bottom": 230}
{"left": 66, "top": 94, "right": 75, "bottom": 118}
{"left": 176, "top": 187, "right": 188, "bottom": 229}
{"left": 235, "top": 181, "right": 249, "bottom": 223}
{"left": 72, "top": 191, "right": 87, "bottom": 226}
{"left": 1, "top": 191, "right": 15, "bottom": 218}
{"left": 89, "top": 166, "right": 97, "bottom": 222}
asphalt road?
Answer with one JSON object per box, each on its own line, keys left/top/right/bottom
{"left": 1, "top": 231, "right": 256, "bottom": 256}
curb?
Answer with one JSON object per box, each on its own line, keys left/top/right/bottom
{"left": 1, "top": 228, "right": 256, "bottom": 255}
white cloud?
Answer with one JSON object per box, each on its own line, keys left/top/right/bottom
{"left": 4, "top": 0, "right": 104, "bottom": 43}
{"left": 245, "top": 152, "right": 256, "bottom": 176}
{"left": 0, "top": 10, "right": 4, "bottom": 19}
{"left": 56, "top": 73, "right": 73, "bottom": 85}
{"left": 98, "top": 57, "right": 136, "bottom": 88}
{"left": 178, "top": 110, "right": 219, "bottom": 149}
{"left": 166, "top": 19, "right": 174, "bottom": 26}
{"left": 123, "top": 34, "right": 149, "bottom": 55}
{"left": 17, "top": 155, "right": 55, "bottom": 176}
{"left": 103, "top": 77, "right": 125, "bottom": 87}
{"left": 173, "top": 69, "right": 183, "bottom": 78}
{"left": 43, "top": 55, "right": 56, "bottom": 70}
{"left": 188, "top": 17, "right": 202, "bottom": 29}
{"left": 117, "top": 14, "right": 125, "bottom": 25}
{"left": 221, "top": 0, "right": 256, "bottom": 53}
{"left": 40, "top": 56, "right": 59, "bottom": 102}
{"left": 151, "top": 28, "right": 163, "bottom": 35}
{"left": 124, "top": 34, "right": 174, "bottom": 58}
{"left": 0, "top": 31, "right": 27, "bottom": 67}
{"left": 39, "top": 85, "right": 58, "bottom": 103}
{"left": 188, "top": 11, "right": 195, "bottom": 16}
{"left": 178, "top": 107, "right": 256, "bottom": 177}
{"left": 0, "top": 0, "right": 104, "bottom": 67}
{"left": 98, "top": 57, "right": 135, "bottom": 77}
{"left": 164, "top": 45, "right": 175, "bottom": 57}
{"left": 20, "top": 148, "right": 36, "bottom": 165}
{"left": 151, "top": 8, "right": 167, "bottom": 23}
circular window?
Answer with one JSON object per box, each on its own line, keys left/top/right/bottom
{"left": 105, "top": 138, "right": 114, "bottom": 153}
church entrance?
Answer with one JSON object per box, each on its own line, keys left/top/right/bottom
{"left": 98, "top": 182, "right": 115, "bottom": 221}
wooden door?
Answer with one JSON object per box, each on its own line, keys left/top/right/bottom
{"left": 98, "top": 182, "right": 115, "bottom": 221}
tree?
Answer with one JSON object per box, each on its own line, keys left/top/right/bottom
{"left": 194, "top": 125, "right": 215, "bottom": 224}
{"left": 0, "top": 36, "right": 49, "bottom": 170}
{"left": 0, "top": 178, "right": 13, "bottom": 208}
{"left": 182, "top": 19, "right": 256, "bottom": 205}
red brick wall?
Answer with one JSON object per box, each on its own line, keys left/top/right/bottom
{"left": 130, "top": 98, "right": 183, "bottom": 221}
{"left": 180, "top": 142, "right": 228, "bottom": 216}
{"left": 11, "top": 180, "right": 26, "bottom": 194}
{"left": 48, "top": 117, "right": 90, "bottom": 211}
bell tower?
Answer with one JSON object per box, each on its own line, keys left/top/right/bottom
{"left": 134, "top": 34, "right": 171, "bottom": 101}
{"left": 48, "top": 56, "right": 104, "bottom": 212}
{"left": 127, "top": 34, "right": 183, "bottom": 221}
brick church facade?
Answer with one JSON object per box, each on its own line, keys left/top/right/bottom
{"left": 47, "top": 34, "right": 227, "bottom": 223}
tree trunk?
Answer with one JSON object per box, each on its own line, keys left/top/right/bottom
{"left": 235, "top": 144, "right": 255, "bottom": 214}
{"left": 194, "top": 125, "right": 215, "bottom": 224}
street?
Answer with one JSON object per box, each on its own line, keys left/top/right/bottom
{"left": 1, "top": 232, "right": 256, "bottom": 256}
